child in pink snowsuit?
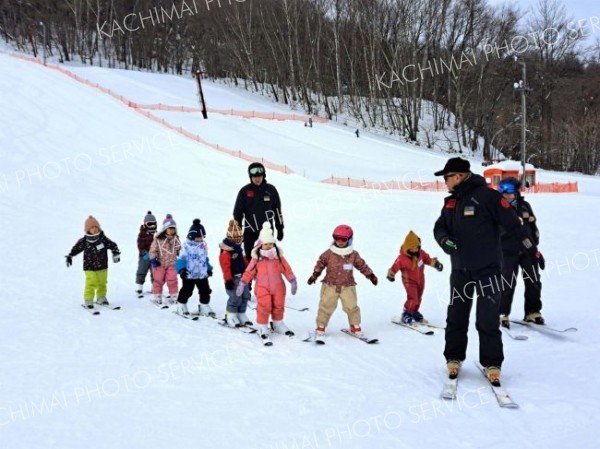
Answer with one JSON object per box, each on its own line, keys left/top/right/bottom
{"left": 149, "top": 214, "right": 182, "bottom": 304}
{"left": 387, "top": 230, "right": 443, "bottom": 324}
{"left": 237, "top": 222, "right": 297, "bottom": 340}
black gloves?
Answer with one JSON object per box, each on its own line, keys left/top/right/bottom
{"left": 535, "top": 251, "right": 545, "bottom": 270}
{"left": 441, "top": 238, "right": 458, "bottom": 255}
{"left": 65, "top": 255, "right": 72, "bottom": 267}
{"left": 179, "top": 268, "right": 189, "bottom": 280}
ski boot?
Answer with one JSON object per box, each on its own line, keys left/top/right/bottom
{"left": 525, "top": 312, "right": 545, "bottom": 325}
{"left": 272, "top": 320, "right": 294, "bottom": 336}
{"left": 447, "top": 360, "right": 461, "bottom": 379}
{"left": 484, "top": 365, "right": 501, "bottom": 387}
{"left": 225, "top": 311, "right": 241, "bottom": 328}
{"left": 237, "top": 312, "right": 253, "bottom": 326}
{"left": 350, "top": 324, "right": 363, "bottom": 337}
{"left": 177, "top": 303, "right": 189, "bottom": 315}
{"left": 199, "top": 303, "right": 216, "bottom": 318}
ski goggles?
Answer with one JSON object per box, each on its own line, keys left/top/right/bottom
{"left": 333, "top": 236, "right": 349, "bottom": 243}
{"left": 498, "top": 183, "right": 517, "bottom": 194}
{"left": 249, "top": 167, "right": 265, "bottom": 176}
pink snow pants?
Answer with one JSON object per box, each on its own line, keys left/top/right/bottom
{"left": 152, "top": 265, "right": 178, "bottom": 296}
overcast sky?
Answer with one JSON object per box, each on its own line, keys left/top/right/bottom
{"left": 487, "top": 0, "right": 599, "bottom": 44}
{"left": 487, "top": 0, "right": 597, "bottom": 21}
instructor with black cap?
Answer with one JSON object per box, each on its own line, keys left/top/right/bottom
{"left": 233, "top": 162, "right": 284, "bottom": 262}
{"left": 433, "top": 157, "right": 543, "bottom": 386}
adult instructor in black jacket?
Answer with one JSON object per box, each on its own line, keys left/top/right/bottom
{"left": 233, "top": 162, "right": 284, "bottom": 262}
{"left": 433, "top": 158, "right": 543, "bottom": 384}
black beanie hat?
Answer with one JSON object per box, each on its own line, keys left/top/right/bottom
{"left": 187, "top": 218, "right": 206, "bottom": 240}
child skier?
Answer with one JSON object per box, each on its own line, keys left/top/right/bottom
{"left": 149, "top": 214, "right": 182, "bottom": 304}
{"left": 307, "top": 224, "right": 378, "bottom": 338}
{"left": 65, "top": 215, "right": 121, "bottom": 309}
{"left": 175, "top": 219, "right": 214, "bottom": 316}
{"left": 135, "top": 211, "right": 157, "bottom": 297}
{"left": 236, "top": 222, "right": 297, "bottom": 344}
{"left": 386, "top": 230, "right": 443, "bottom": 325}
{"left": 219, "top": 219, "right": 251, "bottom": 327}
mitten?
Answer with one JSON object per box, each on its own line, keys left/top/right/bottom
{"left": 386, "top": 268, "right": 395, "bottom": 282}
{"left": 236, "top": 281, "right": 247, "bottom": 297}
{"left": 535, "top": 251, "right": 545, "bottom": 270}
{"left": 441, "top": 237, "right": 458, "bottom": 255}
{"left": 150, "top": 258, "right": 160, "bottom": 268}
{"left": 368, "top": 273, "right": 378, "bottom": 286}
{"left": 433, "top": 259, "right": 443, "bottom": 272}
{"left": 225, "top": 280, "right": 235, "bottom": 291}
{"left": 290, "top": 279, "right": 297, "bottom": 295}
{"left": 207, "top": 269, "right": 213, "bottom": 277}
{"left": 307, "top": 272, "right": 319, "bottom": 285}
{"left": 179, "top": 268, "right": 188, "bottom": 280}
{"left": 143, "top": 251, "right": 149, "bottom": 261}
{"left": 113, "top": 253, "right": 120, "bottom": 263}
{"left": 65, "top": 255, "right": 72, "bottom": 267}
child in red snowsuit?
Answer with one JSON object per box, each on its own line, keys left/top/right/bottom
{"left": 237, "top": 222, "right": 297, "bottom": 343}
{"left": 387, "top": 230, "right": 443, "bottom": 324}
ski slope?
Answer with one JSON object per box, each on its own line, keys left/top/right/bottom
{"left": 1, "top": 53, "right": 599, "bottom": 449}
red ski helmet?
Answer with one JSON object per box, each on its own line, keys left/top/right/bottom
{"left": 332, "top": 224, "right": 353, "bottom": 241}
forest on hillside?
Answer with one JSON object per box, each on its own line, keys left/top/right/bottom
{"left": 2, "top": 0, "right": 599, "bottom": 173}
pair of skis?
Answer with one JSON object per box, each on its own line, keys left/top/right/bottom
{"left": 302, "top": 329, "right": 379, "bottom": 345}
{"left": 441, "top": 362, "right": 519, "bottom": 408}
{"left": 391, "top": 317, "right": 444, "bottom": 335}
{"left": 80, "top": 302, "right": 121, "bottom": 315}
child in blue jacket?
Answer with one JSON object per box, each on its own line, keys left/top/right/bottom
{"left": 175, "top": 219, "right": 213, "bottom": 316}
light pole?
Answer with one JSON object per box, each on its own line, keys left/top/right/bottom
{"left": 40, "top": 22, "right": 46, "bottom": 65}
{"left": 513, "top": 61, "right": 529, "bottom": 186}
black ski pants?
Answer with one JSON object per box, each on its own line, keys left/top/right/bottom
{"left": 499, "top": 252, "right": 542, "bottom": 317}
{"left": 444, "top": 268, "right": 504, "bottom": 368}
{"left": 177, "top": 278, "right": 211, "bottom": 305}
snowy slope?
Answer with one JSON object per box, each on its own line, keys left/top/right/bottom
{"left": 1, "top": 53, "right": 599, "bottom": 449}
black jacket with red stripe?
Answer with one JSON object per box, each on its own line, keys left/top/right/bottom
{"left": 433, "top": 174, "right": 535, "bottom": 271}
{"left": 233, "top": 180, "right": 283, "bottom": 236}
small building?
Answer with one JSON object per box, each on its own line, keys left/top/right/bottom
{"left": 483, "top": 161, "right": 536, "bottom": 188}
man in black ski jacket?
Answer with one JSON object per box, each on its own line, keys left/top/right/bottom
{"left": 433, "top": 158, "right": 543, "bottom": 383}
{"left": 497, "top": 177, "right": 545, "bottom": 328}
{"left": 233, "top": 162, "right": 284, "bottom": 262}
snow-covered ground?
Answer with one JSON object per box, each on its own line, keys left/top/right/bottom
{"left": 1, "top": 53, "right": 599, "bottom": 449}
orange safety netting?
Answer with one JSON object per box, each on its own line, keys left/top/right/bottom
{"left": 525, "top": 182, "right": 578, "bottom": 193}
{"left": 136, "top": 103, "right": 329, "bottom": 123}
{"left": 323, "top": 176, "right": 579, "bottom": 193}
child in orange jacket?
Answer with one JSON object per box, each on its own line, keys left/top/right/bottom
{"left": 387, "top": 230, "right": 443, "bottom": 325}
{"left": 237, "top": 222, "right": 297, "bottom": 344}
